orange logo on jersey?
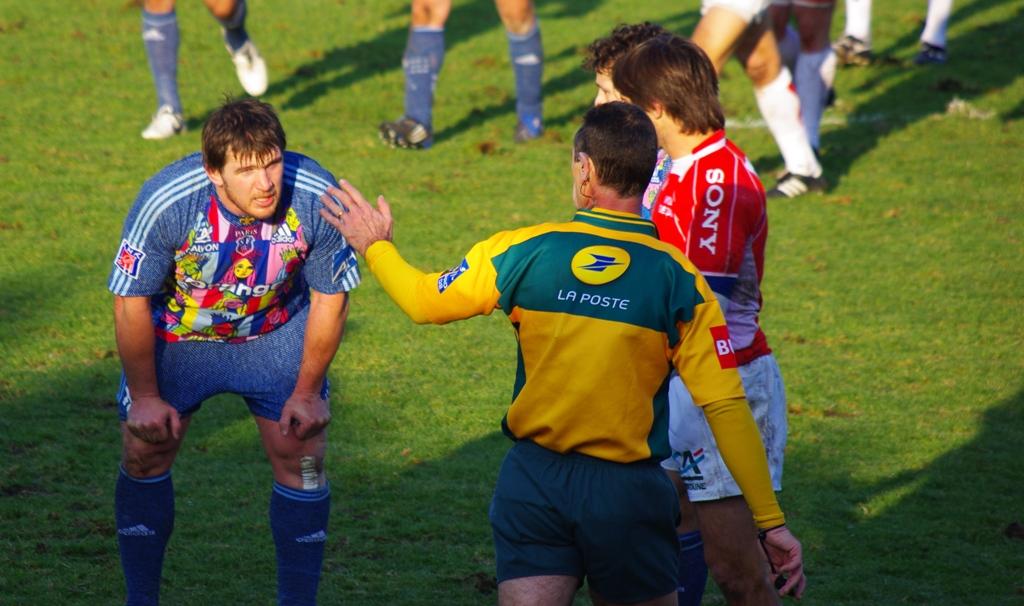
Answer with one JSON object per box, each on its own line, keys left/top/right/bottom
{"left": 709, "top": 325, "right": 737, "bottom": 369}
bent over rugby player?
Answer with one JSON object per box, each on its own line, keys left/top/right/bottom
{"left": 109, "top": 98, "right": 359, "bottom": 606}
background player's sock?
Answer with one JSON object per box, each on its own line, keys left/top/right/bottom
{"left": 216, "top": 0, "right": 249, "bottom": 52}
{"left": 141, "top": 8, "right": 182, "bottom": 114}
{"left": 755, "top": 68, "right": 822, "bottom": 177}
{"left": 116, "top": 467, "right": 174, "bottom": 606}
{"left": 270, "top": 482, "right": 330, "bottom": 606}
{"left": 844, "top": 0, "right": 872, "bottom": 43}
{"left": 777, "top": 25, "right": 800, "bottom": 72}
{"left": 920, "top": 0, "right": 953, "bottom": 48}
{"left": 506, "top": 23, "right": 544, "bottom": 137}
{"left": 402, "top": 27, "right": 445, "bottom": 135}
{"left": 795, "top": 47, "right": 831, "bottom": 149}
{"left": 676, "top": 531, "right": 708, "bottom": 606}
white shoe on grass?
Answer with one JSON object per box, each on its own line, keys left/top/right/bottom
{"left": 141, "top": 105, "right": 185, "bottom": 140}
{"left": 229, "top": 40, "right": 268, "bottom": 96}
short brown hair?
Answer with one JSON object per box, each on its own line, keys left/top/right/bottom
{"left": 612, "top": 34, "right": 725, "bottom": 134}
{"left": 573, "top": 102, "right": 658, "bottom": 199}
{"left": 582, "top": 22, "right": 670, "bottom": 73}
{"left": 202, "top": 98, "right": 287, "bottom": 170}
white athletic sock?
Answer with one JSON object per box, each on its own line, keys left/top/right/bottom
{"left": 921, "top": 0, "right": 953, "bottom": 48}
{"left": 795, "top": 47, "right": 830, "bottom": 149}
{"left": 755, "top": 68, "right": 822, "bottom": 178}
{"left": 778, "top": 25, "right": 800, "bottom": 72}
{"left": 844, "top": 0, "right": 872, "bottom": 42}
{"left": 820, "top": 49, "right": 836, "bottom": 93}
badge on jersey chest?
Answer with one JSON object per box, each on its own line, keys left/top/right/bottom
{"left": 571, "top": 246, "right": 630, "bottom": 285}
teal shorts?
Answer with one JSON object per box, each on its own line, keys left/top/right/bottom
{"left": 489, "top": 440, "right": 680, "bottom": 603}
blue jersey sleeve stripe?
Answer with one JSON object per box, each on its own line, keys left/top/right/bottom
{"left": 112, "top": 175, "right": 208, "bottom": 293}
{"left": 284, "top": 165, "right": 333, "bottom": 189}
{"left": 290, "top": 166, "right": 334, "bottom": 191}
{"left": 112, "top": 171, "right": 208, "bottom": 294}
{"left": 125, "top": 169, "right": 206, "bottom": 245}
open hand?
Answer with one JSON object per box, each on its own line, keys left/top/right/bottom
{"left": 319, "top": 180, "right": 394, "bottom": 256}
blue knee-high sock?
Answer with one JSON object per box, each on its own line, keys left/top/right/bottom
{"left": 142, "top": 9, "right": 181, "bottom": 113}
{"left": 402, "top": 27, "right": 445, "bottom": 136}
{"left": 676, "top": 530, "right": 707, "bottom": 606}
{"left": 507, "top": 23, "right": 543, "bottom": 136}
{"left": 216, "top": 0, "right": 249, "bottom": 52}
{"left": 270, "top": 482, "right": 331, "bottom": 606}
{"left": 116, "top": 467, "right": 174, "bottom": 606}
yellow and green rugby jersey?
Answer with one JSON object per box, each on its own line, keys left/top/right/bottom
{"left": 366, "top": 208, "right": 747, "bottom": 464}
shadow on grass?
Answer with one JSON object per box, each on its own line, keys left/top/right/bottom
{"left": 3, "top": 351, "right": 1022, "bottom": 604}
{"left": 789, "top": 388, "right": 1024, "bottom": 604}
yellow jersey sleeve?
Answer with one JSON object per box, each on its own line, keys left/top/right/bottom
{"left": 671, "top": 293, "right": 745, "bottom": 406}
{"left": 702, "top": 396, "right": 785, "bottom": 529}
{"left": 365, "top": 238, "right": 502, "bottom": 324}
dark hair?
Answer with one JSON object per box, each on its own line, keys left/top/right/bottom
{"left": 573, "top": 102, "right": 658, "bottom": 198}
{"left": 582, "top": 22, "right": 670, "bottom": 73}
{"left": 612, "top": 34, "right": 724, "bottom": 134}
{"left": 202, "top": 98, "right": 287, "bottom": 170}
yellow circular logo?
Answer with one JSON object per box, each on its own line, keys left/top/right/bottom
{"left": 571, "top": 246, "right": 630, "bottom": 285}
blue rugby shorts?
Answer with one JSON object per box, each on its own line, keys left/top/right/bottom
{"left": 117, "top": 305, "right": 328, "bottom": 421}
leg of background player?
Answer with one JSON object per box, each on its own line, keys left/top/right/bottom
{"left": 381, "top": 0, "right": 450, "bottom": 148}
{"left": 496, "top": 0, "right": 544, "bottom": 141}
{"left": 844, "top": 0, "right": 872, "bottom": 44}
{"left": 916, "top": 0, "right": 953, "bottom": 64}
{"left": 204, "top": 0, "right": 268, "bottom": 96}
{"left": 737, "top": 23, "right": 825, "bottom": 183}
{"left": 833, "top": 0, "right": 873, "bottom": 66}
{"left": 140, "top": 0, "right": 184, "bottom": 139}
{"left": 787, "top": 2, "right": 836, "bottom": 151}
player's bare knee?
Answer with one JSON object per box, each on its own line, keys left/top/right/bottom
{"left": 744, "top": 57, "right": 775, "bottom": 86}
{"left": 121, "top": 447, "right": 174, "bottom": 478}
{"left": 411, "top": 0, "right": 450, "bottom": 26}
{"left": 496, "top": 0, "right": 535, "bottom": 35}
{"left": 203, "top": 0, "right": 238, "bottom": 21}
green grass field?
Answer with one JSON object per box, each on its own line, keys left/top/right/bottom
{"left": 1, "top": 0, "right": 1022, "bottom": 604}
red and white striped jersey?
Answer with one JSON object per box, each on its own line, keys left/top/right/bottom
{"left": 651, "top": 130, "right": 771, "bottom": 364}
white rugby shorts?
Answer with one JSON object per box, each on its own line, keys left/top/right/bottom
{"left": 702, "top": 0, "right": 772, "bottom": 23}
{"left": 661, "top": 353, "right": 787, "bottom": 501}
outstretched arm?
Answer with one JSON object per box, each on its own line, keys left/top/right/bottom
{"left": 319, "top": 181, "right": 500, "bottom": 324}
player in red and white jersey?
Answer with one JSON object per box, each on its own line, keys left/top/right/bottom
{"left": 651, "top": 132, "right": 771, "bottom": 365}
{"left": 615, "top": 34, "right": 799, "bottom": 605}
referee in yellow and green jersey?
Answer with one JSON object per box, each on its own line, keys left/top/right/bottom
{"left": 320, "top": 102, "right": 806, "bottom": 606}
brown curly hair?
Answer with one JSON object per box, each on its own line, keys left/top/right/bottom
{"left": 582, "top": 22, "right": 670, "bottom": 73}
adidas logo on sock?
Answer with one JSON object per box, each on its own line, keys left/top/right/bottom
{"left": 514, "top": 54, "right": 541, "bottom": 66}
{"left": 118, "top": 524, "right": 156, "bottom": 537}
{"left": 295, "top": 530, "right": 327, "bottom": 543}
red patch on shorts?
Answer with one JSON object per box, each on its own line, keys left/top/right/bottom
{"left": 709, "top": 325, "right": 737, "bottom": 369}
